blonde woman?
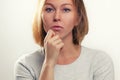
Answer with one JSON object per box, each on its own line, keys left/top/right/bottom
{"left": 15, "top": 0, "right": 114, "bottom": 80}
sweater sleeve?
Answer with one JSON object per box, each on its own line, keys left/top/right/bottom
{"left": 14, "top": 57, "right": 36, "bottom": 80}
{"left": 92, "top": 51, "right": 114, "bottom": 80}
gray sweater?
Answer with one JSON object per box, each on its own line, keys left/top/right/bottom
{"left": 14, "top": 46, "right": 114, "bottom": 80}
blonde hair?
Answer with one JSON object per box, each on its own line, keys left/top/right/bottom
{"left": 32, "top": 0, "right": 88, "bottom": 46}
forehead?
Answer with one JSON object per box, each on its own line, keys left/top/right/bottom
{"left": 45, "top": 0, "right": 74, "bottom": 6}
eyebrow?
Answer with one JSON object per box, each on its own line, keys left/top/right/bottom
{"left": 45, "top": 3, "right": 73, "bottom": 7}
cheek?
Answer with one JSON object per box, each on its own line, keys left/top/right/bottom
{"left": 42, "top": 14, "right": 48, "bottom": 25}
{"left": 64, "top": 16, "right": 77, "bottom": 28}
{"left": 42, "top": 14, "right": 52, "bottom": 31}
{"left": 43, "top": 15, "right": 53, "bottom": 25}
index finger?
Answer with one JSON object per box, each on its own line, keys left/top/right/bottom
{"left": 44, "top": 29, "right": 55, "bottom": 43}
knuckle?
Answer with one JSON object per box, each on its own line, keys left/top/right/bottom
{"left": 56, "top": 46, "right": 60, "bottom": 50}
{"left": 59, "top": 39, "right": 62, "bottom": 42}
{"left": 46, "top": 40, "right": 51, "bottom": 46}
{"left": 56, "top": 35, "right": 59, "bottom": 38}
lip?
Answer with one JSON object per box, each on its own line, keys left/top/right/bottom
{"left": 51, "top": 25, "right": 63, "bottom": 31}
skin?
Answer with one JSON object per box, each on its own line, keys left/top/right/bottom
{"left": 39, "top": 0, "right": 81, "bottom": 80}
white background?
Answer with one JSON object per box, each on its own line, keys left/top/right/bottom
{"left": 0, "top": 0, "right": 120, "bottom": 80}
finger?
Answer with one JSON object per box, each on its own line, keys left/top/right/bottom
{"left": 56, "top": 42, "right": 64, "bottom": 50}
{"left": 49, "top": 35, "right": 60, "bottom": 42}
{"left": 53, "top": 38, "right": 63, "bottom": 45}
{"left": 44, "top": 29, "right": 55, "bottom": 43}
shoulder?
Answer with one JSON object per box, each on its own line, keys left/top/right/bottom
{"left": 81, "top": 46, "right": 112, "bottom": 61}
{"left": 15, "top": 47, "right": 45, "bottom": 69}
{"left": 81, "top": 46, "right": 114, "bottom": 68}
{"left": 82, "top": 46, "right": 114, "bottom": 79}
{"left": 14, "top": 47, "right": 45, "bottom": 79}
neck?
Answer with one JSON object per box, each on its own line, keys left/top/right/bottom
{"left": 57, "top": 33, "right": 81, "bottom": 65}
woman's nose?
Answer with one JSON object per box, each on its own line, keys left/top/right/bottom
{"left": 53, "top": 10, "right": 61, "bottom": 22}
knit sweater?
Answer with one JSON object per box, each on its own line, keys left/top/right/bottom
{"left": 15, "top": 46, "right": 114, "bottom": 80}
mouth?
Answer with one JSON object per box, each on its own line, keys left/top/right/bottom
{"left": 51, "top": 26, "right": 63, "bottom": 31}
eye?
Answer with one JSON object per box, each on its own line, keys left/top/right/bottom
{"left": 63, "top": 8, "right": 71, "bottom": 12}
{"left": 45, "top": 8, "right": 54, "bottom": 13}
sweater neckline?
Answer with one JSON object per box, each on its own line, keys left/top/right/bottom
{"left": 55, "top": 46, "right": 84, "bottom": 67}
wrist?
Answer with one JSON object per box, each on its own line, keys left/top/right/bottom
{"left": 43, "top": 59, "right": 56, "bottom": 68}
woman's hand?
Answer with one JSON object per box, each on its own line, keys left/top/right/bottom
{"left": 44, "top": 30, "right": 64, "bottom": 66}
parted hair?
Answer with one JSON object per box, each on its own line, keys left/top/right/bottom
{"left": 32, "top": 0, "right": 88, "bottom": 47}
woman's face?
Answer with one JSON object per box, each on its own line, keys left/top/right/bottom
{"left": 42, "top": 0, "right": 79, "bottom": 40}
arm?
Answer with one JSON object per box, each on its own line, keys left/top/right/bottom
{"left": 93, "top": 52, "right": 114, "bottom": 80}
{"left": 14, "top": 61, "right": 35, "bottom": 80}
{"left": 39, "top": 30, "right": 64, "bottom": 80}
{"left": 39, "top": 61, "right": 54, "bottom": 80}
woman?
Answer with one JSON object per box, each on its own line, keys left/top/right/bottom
{"left": 15, "top": 0, "right": 114, "bottom": 80}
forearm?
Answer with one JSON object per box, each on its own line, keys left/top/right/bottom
{"left": 39, "top": 30, "right": 63, "bottom": 80}
{"left": 39, "top": 62, "right": 54, "bottom": 80}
